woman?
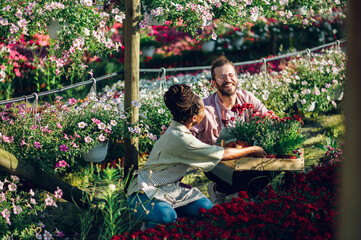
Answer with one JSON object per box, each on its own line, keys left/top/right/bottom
{"left": 127, "top": 84, "right": 266, "bottom": 229}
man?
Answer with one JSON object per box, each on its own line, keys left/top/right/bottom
{"left": 191, "top": 55, "right": 274, "bottom": 204}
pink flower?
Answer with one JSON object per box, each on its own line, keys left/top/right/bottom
{"left": 34, "top": 141, "right": 41, "bottom": 149}
{"left": 54, "top": 187, "right": 63, "bottom": 199}
{"left": 98, "top": 134, "right": 106, "bottom": 142}
{"left": 84, "top": 136, "right": 92, "bottom": 143}
{"left": 91, "top": 118, "right": 101, "bottom": 124}
{"left": 60, "top": 144, "right": 68, "bottom": 152}
{"left": 57, "top": 123, "right": 63, "bottom": 129}
{"left": 56, "top": 160, "right": 68, "bottom": 168}
{"left": 13, "top": 205, "right": 22, "bottom": 215}
{"left": 1, "top": 209, "right": 10, "bottom": 219}
{"left": 68, "top": 98, "right": 77, "bottom": 105}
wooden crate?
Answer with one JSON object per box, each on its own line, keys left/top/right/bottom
{"left": 221, "top": 149, "right": 304, "bottom": 172}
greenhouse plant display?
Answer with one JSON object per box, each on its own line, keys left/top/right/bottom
{"left": 227, "top": 103, "right": 304, "bottom": 157}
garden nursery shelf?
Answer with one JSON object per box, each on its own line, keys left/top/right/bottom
{"left": 221, "top": 149, "right": 305, "bottom": 172}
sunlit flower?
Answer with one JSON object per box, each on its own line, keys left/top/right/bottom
{"left": 8, "top": 183, "right": 17, "bottom": 191}
{"left": 0, "top": 193, "right": 5, "bottom": 202}
{"left": 78, "top": 121, "right": 88, "bottom": 128}
{"left": 98, "top": 134, "right": 106, "bottom": 142}
{"left": 1, "top": 209, "right": 10, "bottom": 219}
{"left": 43, "top": 230, "right": 53, "bottom": 240}
{"left": 98, "top": 122, "right": 106, "bottom": 130}
{"left": 54, "top": 187, "right": 63, "bottom": 199}
{"left": 13, "top": 205, "right": 22, "bottom": 214}
{"left": 60, "top": 144, "right": 68, "bottom": 151}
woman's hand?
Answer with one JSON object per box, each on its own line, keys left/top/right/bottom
{"left": 222, "top": 146, "right": 267, "bottom": 160}
{"left": 250, "top": 146, "right": 267, "bottom": 158}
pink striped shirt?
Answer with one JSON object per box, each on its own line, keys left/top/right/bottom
{"left": 191, "top": 89, "right": 268, "bottom": 145}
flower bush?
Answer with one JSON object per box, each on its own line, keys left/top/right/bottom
{"left": 141, "top": 0, "right": 346, "bottom": 39}
{"left": 0, "top": 90, "right": 140, "bottom": 175}
{"left": 0, "top": 174, "right": 63, "bottom": 239}
{"left": 227, "top": 103, "right": 304, "bottom": 156}
{"left": 0, "top": 0, "right": 123, "bottom": 100}
{"left": 239, "top": 47, "right": 346, "bottom": 116}
{"left": 112, "top": 147, "right": 341, "bottom": 239}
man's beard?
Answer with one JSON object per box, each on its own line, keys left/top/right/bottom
{"left": 214, "top": 80, "right": 237, "bottom": 96}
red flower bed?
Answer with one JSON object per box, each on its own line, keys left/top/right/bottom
{"left": 112, "top": 162, "right": 340, "bottom": 240}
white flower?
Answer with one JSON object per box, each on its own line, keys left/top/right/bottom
{"left": 0, "top": 181, "right": 3, "bottom": 190}
{"left": 84, "top": 28, "right": 90, "bottom": 36}
{"left": 81, "top": 0, "right": 92, "bottom": 7}
{"left": 211, "top": 32, "right": 217, "bottom": 40}
{"left": 8, "top": 183, "right": 16, "bottom": 191}
{"left": 1, "top": 209, "right": 10, "bottom": 219}
{"left": 110, "top": 120, "right": 117, "bottom": 126}
{"left": 54, "top": 187, "right": 63, "bottom": 199}
{"left": 132, "top": 100, "right": 142, "bottom": 108}
{"left": 43, "top": 230, "right": 53, "bottom": 240}
{"left": 134, "top": 126, "right": 141, "bottom": 134}
{"left": 78, "top": 121, "right": 88, "bottom": 128}
{"left": 98, "top": 122, "right": 106, "bottom": 130}
{"left": 0, "top": 193, "right": 5, "bottom": 202}
{"left": 114, "top": 15, "right": 124, "bottom": 23}
{"left": 45, "top": 194, "right": 57, "bottom": 207}
{"left": 30, "top": 198, "right": 37, "bottom": 205}
{"left": 108, "top": 184, "right": 116, "bottom": 192}
{"left": 84, "top": 136, "right": 92, "bottom": 143}
{"left": 98, "top": 134, "right": 106, "bottom": 142}
{"left": 112, "top": 8, "right": 120, "bottom": 14}
{"left": 13, "top": 205, "right": 22, "bottom": 214}
{"left": 104, "top": 104, "right": 112, "bottom": 111}
{"left": 158, "top": 108, "right": 165, "bottom": 114}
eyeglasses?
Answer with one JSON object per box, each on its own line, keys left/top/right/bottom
{"left": 216, "top": 73, "right": 236, "bottom": 82}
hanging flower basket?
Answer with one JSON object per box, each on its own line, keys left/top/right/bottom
{"left": 202, "top": 41, "right": 216, "bottom": 52}
{"left": 82, "top": 141, "right": 109, "bottom": 163}
{"left": 141, "top": 46, "right": 155, "bottom": 57}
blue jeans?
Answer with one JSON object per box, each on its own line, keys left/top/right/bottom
{"left": 128, "top": 193, "right": 213, "bottom": 229}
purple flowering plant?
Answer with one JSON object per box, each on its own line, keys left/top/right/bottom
{"left": 0, "top": 174, "right": 63, "bottom": 239}
{"left": 0, "top": 90, "right": 129, "bottom": 175}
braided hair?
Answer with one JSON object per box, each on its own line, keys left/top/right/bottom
{"left": 164, "top": 84, "right": 203, "bottom": 124}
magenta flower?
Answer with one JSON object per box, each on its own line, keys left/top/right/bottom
{"left": 91, "top": 118, "right": 101, "bottom": 124}
{"left": 56, "top": 160, "right": 69, "bottom": 168}
{"left": 60, "top": 144, "right": 68, "bottom": 151}
{"left": 68, "top": 98, "right": 77, "bottom": 105}
{"left": 34, "top": 141, "right": 41, "bottom": 149}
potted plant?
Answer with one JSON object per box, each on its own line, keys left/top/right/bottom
{"left": 0, "top": 91, "right": 129, "bottom": 175}
{"left": 61, "top": 92, "right": 128, "bottom": 163}
{"left": 227, "top": 103, "right": 304, "bottom": 157}
{"left": 140, "top": 34, "right": 161, "bottom": 57}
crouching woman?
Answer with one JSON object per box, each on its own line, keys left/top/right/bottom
{"left": 127, "top": 84, "right": 266, "bottom": 229}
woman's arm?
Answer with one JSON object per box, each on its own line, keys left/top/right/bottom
{"left": 222, "top": 146, "right": 266, "bottom": 160}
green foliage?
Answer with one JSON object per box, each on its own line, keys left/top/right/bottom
{"left": 230, "top": 111, "right": 305, "bottom": 156}
{"left": 141, "top": 0, "right": 347, "bottom": 40}
{"left": 0, "top": 175, "right": 58, "bottom": 239}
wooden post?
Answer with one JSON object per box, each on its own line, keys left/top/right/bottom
{"left": 124, "top": 0, "right": 140, "bottom": 178}
{"left": 340, "top": 0, "right": 361, "bottom": 239}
